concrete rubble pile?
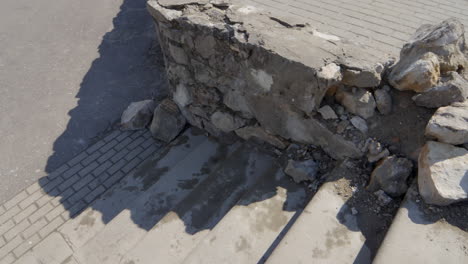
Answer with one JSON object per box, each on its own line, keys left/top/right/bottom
{"left": 120, "top": 0, "right": 467, "bottom": 208}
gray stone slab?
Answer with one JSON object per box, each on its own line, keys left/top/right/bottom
{"left": 15, "top": 232, "right": 73, "bottom": 264}
{"left": 373, "top": 185, "right": 468, "bottom": 264}
{"left": 182, "top": 167, "right": 309, "bottom": 264}
{"left": 72, "top": 138, "right": 241, "bottom": 264}
{"left": 120, "top": 145, "right": 276, "bottom": 264}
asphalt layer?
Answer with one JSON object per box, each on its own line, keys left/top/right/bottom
{"left": 0, "top": 0, "right": 167, "bottom": 203}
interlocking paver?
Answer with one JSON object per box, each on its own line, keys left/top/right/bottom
{"left": 78, "top": 162, "right": 99, "bottom": 177}
{"left": 22, "top": 218, "right": 48, "bottom": 239}
{"left": 4, "top": 219, "right": 29, "bottom": 241}
{"left": 92, "top": 161, "right": 113, "bottom": 177}
{"left": 81, "top": 151, "right": 101, "bottom": 166}
{"left": 0, "top": 207, "right": 20, "bottom": 226}
{"left": 97, "top": 149, "right": 117, "bottom": 163}
{"left": 13, "top": 233, "right": 41, "bottom": 258}
{"left": 28, "top": 203, "right": 54, "bottom": 223}
{"left": 0, "top": 235, "right": 23, "bottom": 259}
{"left": 0, "top": 220, "right": 15, "bottom": 237}
{"left": 99, "top": 140, "right": 119, "bottom": 153}
{"left": 18, "top": 191, "right": 42, "bottom": 210}
{"left": 38, "top": 217, "right": 64, "bottom": 239}
{"left": 13, "top": 204, "right": 36, "bottom": 224}
{"left": 0, "top": 253, "right": 15, "bottom": 264}
{"left": 3, "top": 192, "right": 27, "bottom": 211}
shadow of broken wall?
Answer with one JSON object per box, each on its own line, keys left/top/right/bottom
{"left": 44, "top": 0, "right": 167, "bottom": 174}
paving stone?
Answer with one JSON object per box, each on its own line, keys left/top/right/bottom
{"left": 72, "top": 174, "right": 95, "bottom": 192}
{"left": 46, "top": 164, "right": 69, "bottom": 180}
{"left": 27, "top": 232, "right": 73, "bottom": 264}
{"left": 126, "top": 137, "right": 145, "bottom": 150}
{"left": 115, "top": 131, "right": 131, "bottom": 142}
{"left": 86, "top": 141, "right": 106, "bottom": 154}
{"left": 67, "top": 187, "right": 92, "bottom": 205}
{"left": 0, "top": 207, "right": 20, "bottom": 226}
{"left": 22, "top": 218, "right": 48, "bottom": 239}
{"left": 84, "top": 186, "right": 106, "bottom": 204}
{"left": 38, "top": 217, "right": 64, "bottom": 239}
{"left": 45, "top": 205, "right": 66, "bottom": 222}
{"left": 41, "top": 176, "right": 64, "bottom": 193}
{"left": 78, "top": 162, "right": 99, "bottom": 177}
{"left": 0, "top": 235, "right": 23, "bottom": 259}
{"left": 96, "top": 149, "right": 117, "bottom": 163}
{"left": 62, "top": 164, "right": 83, "bottom": 179}
{"left": 13, "top": 204, "right": 37, "bottom": 224}
{"left": 57, "top": 175, "right": 80, "bottom": 192}
{"left": 3, "top": 192, "right": 27, "bottom": 210}
{"left": 0, "top": 253, "right": 16, "bottom": 264}
{"left": 110, "top": 148, "right": 130, "bottom": 163}
{"left": 124, "top": 147, "right": 144, "bottom": 161}
{"left": 0, "top": 237, "right": 4, "bottom": 249}
{"left": 0, "top": 220, "right": 14, "bottom": 237}
{"left": 114, "top": 137, "right": 132, "bottom": 151}
{"left": 28, "top": 203, "right": 54, "bottom": 223}
{"left": 99, "top": 140, "right": 118, "bottom": 154}
{"left": 65, "top": 201, "right": 87, "bottom": 219}
{"left": 67, "top": 151, "right": 88, "bottom": 167}
{"left": 18, "top": 191, "right": 42, "bottom": 210}
{"left": 0, "top": 206, "right": 5, "bottom": 217}
{"left": 107, "top": 159, "right": 127, "bottom": 175}
{"left": 138, "top": 144, "right": 158, "bottom": 160}
{"left": 92, "top": 161, "right": 112, "bottom": 177}
{"left": 25, "top": 183, "right": 41, "bottom": 195}
{"left": 13, "top": 234, "right": 41, "bottom": 258}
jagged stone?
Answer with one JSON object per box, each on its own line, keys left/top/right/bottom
{"left": 150, "top": 99, "right": 186, "bottom": 142}
{"left": 412, "top": 71, "right": 468, "bottom": 108}
{"left": 368, "top": 156, "right": 413, "bottom": 197}
{"left": 425, "top": 101, "right": 468, "bottom": 145}
{"left": 210, "top": 111, "right": 247, "bottom": 133}
{"left": 317, "top": 105, "right": 338, "bottom": 120}
{"left": 350, "top": 116, "right": 368, "bottom": 134}
{"left": 389, "top": 19, "right": 468, "bottom": 92}
{"left": 335, "top": 86, "right": 376, "bottom": 119}
{"left": 120, "top": 100, "right": 155, "bottom": 130}
{"left": 235, "top": 126, "right": 288, "bottom": 149}
{"left": 388, "top": 52, "right": 440, "bottom": 93}
{"left": 418, "top": 141, "right": 468, "bottom": 206}
{"left": 341, "top": 63, "right": 383, "bottom": 88}
{"left": 284, "top": 159, "right": 318, "bottom": 183}
{"left": 374, "top": 89, "right": 392, "bottom": 115}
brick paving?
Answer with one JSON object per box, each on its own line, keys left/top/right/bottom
{"left": 251, "top": 0, "right": 468, "bottom": 58}
{"left": 0, "top": 129, "right": 160, "bottom": 263}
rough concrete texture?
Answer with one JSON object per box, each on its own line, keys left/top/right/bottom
{"left": 145, "top": 0, "right": 396, "bottom": 159}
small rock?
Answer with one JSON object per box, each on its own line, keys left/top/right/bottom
{"left": 418, "top": 141, "right": 468, "bottom": 206}
{"left": 366, "top": 139, "right": 390, "bottom": 163}
{"left": 318, "top": 105, "right": 338, "bottom": 119}
{"left": 374, "top": 190, "right": 393, "bottom": 205}
{"left": 425, "top": 101, "right": 468, "bottom": 145}
{"left": 350, "top": 116, "right": 368, "bottom": 134}
{"left": 412, "top": 71, "right": 468, "bottom": 108}
{"left": 120, "top": 100, "right": 155, "bottom": 130}
{"left": 210, "top": 111, "right": 246, "bottom": 133}
{"left": 284, "top": 159, "right": 318, "bottom": 183}
{"left": 351, "top": 207, "right": 358, "bottom": 215}
{"left": 368, "top": 156, "right": 413, "bottom": 197}
{"left": 335, "top": 86, "right": 376, "bottom": 119}
{"left": 336, "top": 120, "right": 349, "bottom": 134}
{"left": 150, "top": 99, "right": 186, "bottom": 142}
{"left": 341, "top": 63, "right": 383, "bottom": 88}
{"left": 374, "top": 89, "right": 392, "bottom": 115}
{"left": 235, "top": 125, "right": 288, "bottom": 149}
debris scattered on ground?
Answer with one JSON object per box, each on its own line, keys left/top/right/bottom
{"left": 368, "top": 156, "right": 413, "bottom": 197}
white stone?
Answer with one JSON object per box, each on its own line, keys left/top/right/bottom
{"left": 173, "top": 83, "right": 191, "bottom": 108}
{"left": 418, "top": 141, "right": 468, "bottom": 206}
{"left": 425, "top": 101, "right": 468, "bottom": 145}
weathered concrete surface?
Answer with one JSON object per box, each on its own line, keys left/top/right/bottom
{"left": 373, "top": 185, "right": 468, "bottom": 264}
{"left": 267, "top": 181, "right": 371, "bottom": 264}
{"left": 0, "top": 0, "right": 165, "bottom": 203}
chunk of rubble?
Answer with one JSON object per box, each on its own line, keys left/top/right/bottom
{"left": 418, "top": 141, "right": 468, "bottom": 206}
{"left": 150, "top": 99, "right": 186, "bottom": 142}
{"left": 350, "top": 116, "right": 368, "bottom": 134}
{"left": 374, "top": 190, "right": 393, "bottom": 205}
{"left": 389, "top": 18, "right": 468, "bottom": 92}
{"left": 412, "top": 71, "right": 468, "bottom": 108}
{"left": 341, "top": 62, "right": 383, "bottom": 88}
{"left": 284, "top": 159, "right": 318, "bottom": 183}
{"left": 368, "top": 156, "right": 413, "bottom": 197}
{"left": 425, "top": 101, "right": 468, "bottom": 145}
{"left": 317, "top": 105, "right": 338, "bottom": 120}
{"left": 120, "top": 100, "right": 155, "bottom": 130}
{"left": 335, "top": 87, "right": 376, "bottom": 119}
{"left": 210, "top": 111, "right": 246, "bottom": 133}
{"left": 366, "top": 139, "right": 390, "bottom": 163}
{"left": 374, "top": 88, "right": 392, "bottom": 115}
{"left": 235, "top": 126, "right": 288, "bottom": 149}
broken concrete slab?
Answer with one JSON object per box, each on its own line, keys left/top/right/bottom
{"left": 235, "top": 125, "right": 288, "bottom": 149}
{"left": 150, "top": 99, "right": 186, "bottom": 142}
{"left": 418, "top": 141, "right": 468, "bottom": 206}
{"left": 425, "top": 101, "right": 468, "bottom": 145}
